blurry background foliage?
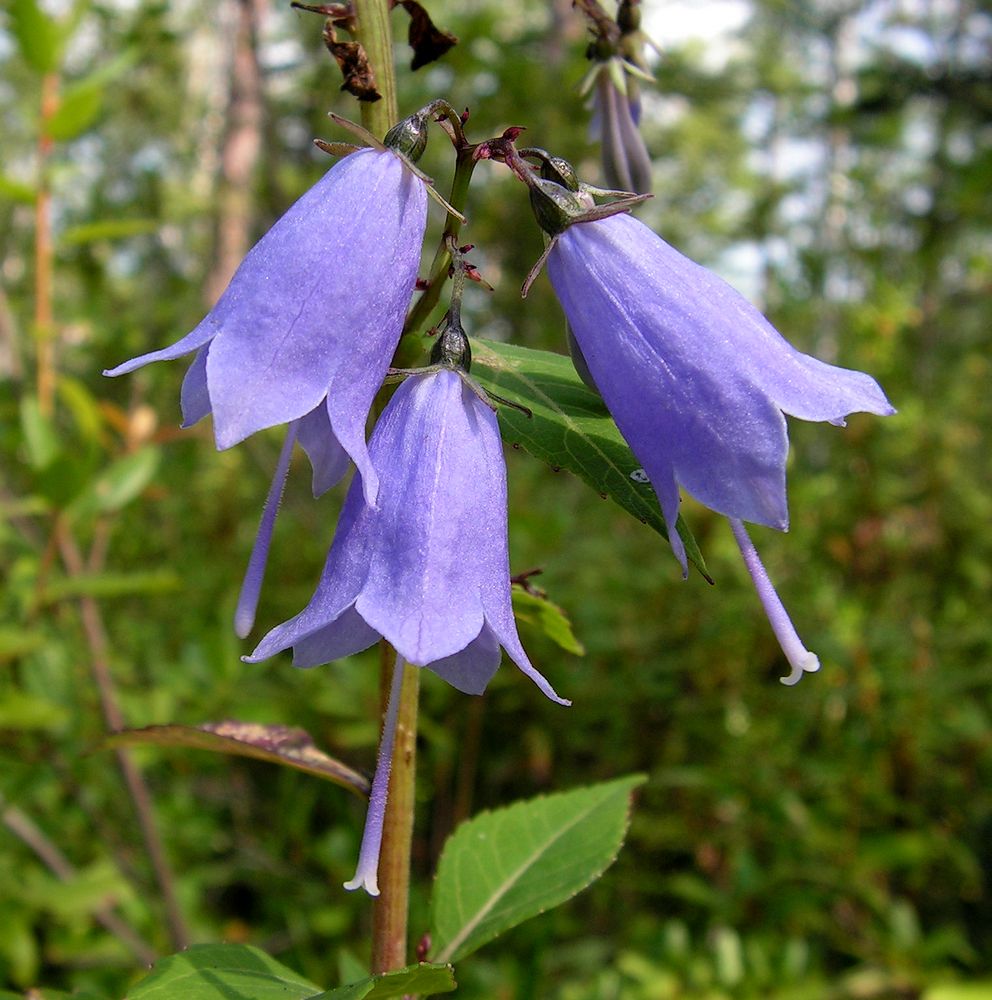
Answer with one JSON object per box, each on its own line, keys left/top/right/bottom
{"left": 1, "top": 0, "right": 991, "bottom": 996}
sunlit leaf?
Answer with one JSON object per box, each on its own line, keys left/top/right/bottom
{"left": 0, "top": 174, "right": 36, "bottom": 204}
{"left": 472, "top": 339, "right": 708, "bottom": 579}
{"left": 430, "top": 774, "right": 645, "bottom": 962}
{"left": 66, "top": 446, "right": 160, "bottom": 519}
{"left": 106, "top": 722, "right": 370, "bottom": 798}
{"left": 0, "top": 690, "right": 68, "bottom": 731}
{"left": 19, "top": 394, "right": 59, "bottom": 470}
{"left": 46, "top": 51, "right": 138, "bottom": 141}
{"left": 61, "top": 218, "right": 159, "bottom": 246}
{"left": 125, "top": 944, "right": 321, "bottom": 1000}
{"left": 9, "top": 0, "right": 62, "bottom": 73}
{"left": 41, "top": 570, "right": 181, "bottom": 603}
{"left": 0, "top": 628, "right": 47, "bottom": 662}
{"left": 512, "top": 585, "right": 585, "bottom": 656}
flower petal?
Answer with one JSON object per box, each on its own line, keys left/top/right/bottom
{"left": 203, "top": 148, "right": 427, "bottom": 495}
{"left": 292, "top": 605, "right": 380, "bottom": 668}
{"left": 103, "top": 315, "right": 216, "bottom": 378}
{"left": 180, "top": 346, "right": 211, "bottom": 427}
{"left": 244, "top": 480, "right": 371, "bottom": 663}
{"left": 427, "top": 625, "right": 502, "bottom": 696}
{"left": 550, "top": 215, "right": 792, "bottom": 535}
{"left": 297, "top": 399, "right": 351, "bottom": 497}
{"left": 355, "top": 371, "right": 490, "bottom": 665}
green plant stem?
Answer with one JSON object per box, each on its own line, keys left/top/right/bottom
{"left": 403, "top": 146, "right": 477, "bottom": 336}
{"left": 347, "top": 0, "right": 418, "bottom": 974}
{"left": 371, "top": 646, "right": 420, "bottom": 973}
{"left": 351, "top": 0, "right": 398, "bottom": 139}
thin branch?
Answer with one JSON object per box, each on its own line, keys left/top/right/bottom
{"left": 57, "top": 523, "right": 191, "bottom": 950}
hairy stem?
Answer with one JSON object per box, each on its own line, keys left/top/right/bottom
{"left": 370, "top": 646, "right": 420, "bottom": 972}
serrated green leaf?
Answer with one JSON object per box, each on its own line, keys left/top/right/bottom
{"left": 19, "top": 394, "right": 60, "bottom": 469}
{"left": 66, "top": 446, "right": 160, "bottom": 519}
{"left": 430, "top": 774, "right": 645, "bottom": 963}
{"left": 125, "top": 944, "right": 322, "bottom": 1000}
{"left": 309, "top": 964, "right": 456, "bottom": 999}
{"left": 106, "top": 722, "right": 370, "bottom": 798}
{"left": 9, "top": 0, "right": 63, "bottom": 73}
{"left": 512, "top": 586, "right": 585, "bottom": 655}
{"left": 41, "top": 569, "right": 180, "bottom": 602}
{"left": 472, "top": 339, "right": 708, "bottom": 579}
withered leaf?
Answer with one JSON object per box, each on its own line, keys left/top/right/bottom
{"left": 399, "top": 0, "right": 458, "bottom": 71}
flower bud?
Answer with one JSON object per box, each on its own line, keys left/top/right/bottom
{"left": 540, "top": 156, "right": 580, "bottom": 192}
{"left": 384, "top": 111, "right": 429, "bottom": 162}
{"left": 528, "top": 177, "right": 587, "bottom": 237}
{"left": 429, "top": 316, "right": 472, "bottom": 372}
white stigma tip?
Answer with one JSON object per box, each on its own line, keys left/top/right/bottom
{"left": 343, "top": 874, "right": 379, "bottom": 897}
{"left": 780, "top": 652, "right": 821, "bottom": 686}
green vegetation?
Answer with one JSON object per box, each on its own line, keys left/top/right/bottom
{"left": 1, "top": 0, "right": 990, "bottom": 996}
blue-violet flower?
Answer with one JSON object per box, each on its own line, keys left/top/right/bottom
{"left": 105, "top": 146, "right": 428, "bottom": 505}
{"left": 245, "top": 367, "right": 569, "bottom": 892}
{"left": 543, "top": 209, "right": 895, "bottom": 682}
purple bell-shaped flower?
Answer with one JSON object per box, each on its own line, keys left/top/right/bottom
{"left": 246, "top": 363, "right": 569, "bottom": 893}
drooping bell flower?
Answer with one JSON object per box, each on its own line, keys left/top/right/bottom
{"left": 246, "top": 351, "right": 570, "bottom": 893}
{"left": 516, "top": 158, "right": 894, "bottom": 683}
{"left": 579, "top": 0, "right": 653, "bottom": 194}
{"left": 105, "top": 113, "right": 437, "bottom": 635}
{"left": 105, "top": 138, "right": 428, "bottom": 504}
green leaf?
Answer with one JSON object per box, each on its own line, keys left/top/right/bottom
{"left": 58, "top": 375, "right": 104, "bottom": 444}
{"left": 61, "top": 218, "right": 159, "bottom": 246}
{"left": 471, "top": 339, "right": 708, "bottom": 579}
{"left": 9, "top": 0, "right": 62, "bottom": 73}
{"left": 20, "top": 861, "right": 133, "bottom": 918}
{"left": 430, "top": 774, "right": 646, "bottom": 963}
{"left": 106, "top": 722, "right": 371, "bottom": 798}
{"left": 0, "top": 627, "right": 47, "bottom": 662}
{"left": 0, "top": 173, "right": 37, "bottom": 204}
{"left": 924, "top": 984, "right": 992, "bottom": 1000}
{"left": 512, "top": 585, "right": 585, "bottom": 655}
{"left": 41, "top": 570, "right": 181, "bottom": 602}
{"left": 19, "top": 394, "right": 59, "bottom": 470}
{"left": 46, "top": 81, "right": 103, "bottom": 141}
{"left": 66, "top": 446, "right": 160, "bottom": 519}
{"left": 0, "top": 690, "right": 68, "bottom": 730}
{"left": 125, "top": 944, "right": 321, "bottom": 1000}
{"left": 309, "top": 964, "right": 456, "bottom": 999}
{"left": 46, "top": 51, "right": 138, "bottom": 141}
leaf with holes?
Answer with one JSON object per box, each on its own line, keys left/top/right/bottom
{"left": 430, "top": 774, "right": 645, "bottom": 963}
{"left": 472, "top": 339, "right": 708, "bottom": 579}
